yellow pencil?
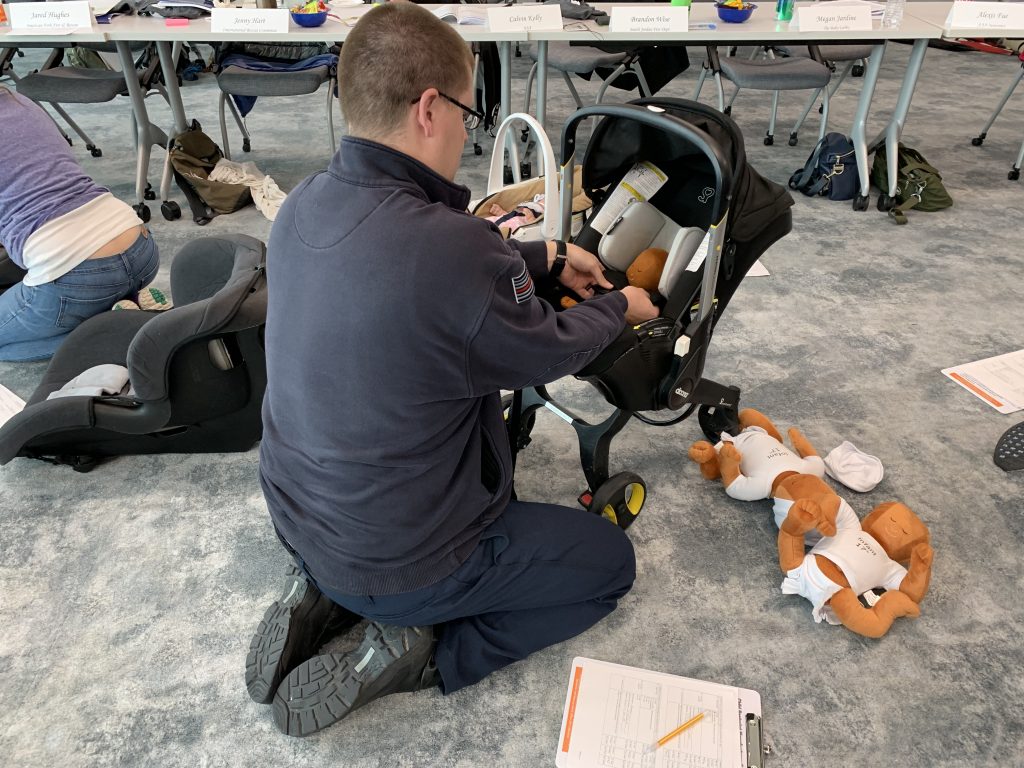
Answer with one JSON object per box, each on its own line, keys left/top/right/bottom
{"left": 654, "top": 712, "right": 705, "bottom": 750}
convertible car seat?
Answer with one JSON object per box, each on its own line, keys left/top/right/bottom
{"left": 0, "top": 234, "right": 267, "bottom": 471}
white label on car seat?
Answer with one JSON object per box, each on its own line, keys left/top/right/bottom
{"left": 590, "top": 162, "right": 668, "bottom": 236}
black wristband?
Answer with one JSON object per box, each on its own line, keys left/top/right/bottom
{"left": 550, "top": 240, "right": 567, "bottom": 278}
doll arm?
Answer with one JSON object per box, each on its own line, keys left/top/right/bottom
{"left": 829, "top": 588, "right": 921, "bottom": 639}
{"left": 898, "top": 543, "right": 934, "bottom": 604}
{"left": 738, "top": 409, "right": 784, "bottom": 442}
{"left": 688, "top": 441, "right": 721, "bottom": 480}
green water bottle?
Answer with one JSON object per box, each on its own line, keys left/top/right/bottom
{"left": 775, "top": 0, "right": 794, "bottom": 21}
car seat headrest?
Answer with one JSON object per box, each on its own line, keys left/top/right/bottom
{"left": 171, "top": 234, "right": 264, "bottom": 307}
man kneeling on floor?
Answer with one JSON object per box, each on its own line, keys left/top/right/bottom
{"left": 249, "top": 2, "right": 659, "bottom": 737}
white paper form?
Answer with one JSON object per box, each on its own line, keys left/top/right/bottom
{"left": 0, "top": 384, "right": 26, "bottom": 429}
{"left": 557, "top": 658, "right": 740, "bottom": 768}
{"left": 942, "top": 349, "right": 1024, "bottom": 415}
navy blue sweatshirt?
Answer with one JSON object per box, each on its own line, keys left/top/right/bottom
{"left": 259, "top": 138, "right": 627, "bottom": 595}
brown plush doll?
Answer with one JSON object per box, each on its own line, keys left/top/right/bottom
{"left": 560, "top": 247, "right": 668, "bottom": 310}
{"left": 689, "top": 409, "right": 934, "bottom": 639}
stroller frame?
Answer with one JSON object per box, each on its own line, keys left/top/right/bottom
{"left": 506, "top": 99, "right": 792, "bottom": 528}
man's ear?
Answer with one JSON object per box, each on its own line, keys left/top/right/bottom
{"left": 413, "top": 89, "right": 440, "bottom": 138}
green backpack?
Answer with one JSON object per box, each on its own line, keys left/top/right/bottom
{"left": 871, "top": 143, "right": 952, "bottom": 224}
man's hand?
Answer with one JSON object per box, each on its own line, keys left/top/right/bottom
{"left": 620, "top": 286, "right": 659, "bottom": 324}
{"left": 553, "top": 242, "right": 613, "bottom": 298}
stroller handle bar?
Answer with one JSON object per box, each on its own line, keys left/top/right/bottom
{"left": 556, "top": 104, "right": 734, "bottom": 241}
{"left": 487, "top": 113, "right": 559, "bottom": 241}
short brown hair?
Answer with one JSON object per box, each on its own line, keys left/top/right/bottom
{"left": 339, "top": 3, "right": 474, "bottom": 138}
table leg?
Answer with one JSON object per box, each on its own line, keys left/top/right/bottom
{"left": 849, "top": 41, "right": 885, "bottom": 204}
{"left": 499, "top": 41, "right": 512, "bottom": 122}
{"left": 881, "top": 37, "right": 929, "bottom": 198}
{"left": 535, "top": 40, "right": 548, "bottom": 132}
{"left": 156, "top": 40, "right": 188, "bottom": 136}
{"left": 115, "top": 41, "right": 158, "bottom": 219}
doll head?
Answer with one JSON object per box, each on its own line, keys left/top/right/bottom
{"left": 861, "top": 502, "right": 930, "bottom": 562}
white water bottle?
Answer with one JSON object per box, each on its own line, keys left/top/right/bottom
{"left": 881, "top": 0, "right": 905, "bottom": 28}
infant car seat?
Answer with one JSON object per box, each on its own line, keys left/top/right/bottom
{"left": 0, "top": 234, "right": 267, "bottom": 471}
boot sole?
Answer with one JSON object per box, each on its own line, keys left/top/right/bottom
{"left": 245, "top": 566, "right": 311, "bottom": 704}
{"left": 272, "top": 624, "right": 429, "bottom": 737}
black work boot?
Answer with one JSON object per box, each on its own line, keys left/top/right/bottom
{"left": 272, "top": 623, "right": 440, "bottom": 737}
{"left": 245, "top": 566, "right": 360, "bottom": 704}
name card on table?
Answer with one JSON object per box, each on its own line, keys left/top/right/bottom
{"left": 8, "top": 1, "right": 94, "bottom": 31}
{"left": 487, "top": 5, "right": 563, "bottom": 32}
{"left": 797, "top": 3, "right": 871, "bottom": 32}
{"left": 609, "top": 5, "right": 688, "bottom": 33}
{"left": 948, "top": 1, "right": 1024, "bottom": 30}
{"left": 211, "top": 8, "right": 289, "bottom": 34}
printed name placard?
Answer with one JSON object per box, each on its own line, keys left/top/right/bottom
{"left": 9, "top": 1, "right": 94, "bottom": 31}
{"left": 211, "top": 8, "right": 289, "bottom": 34}
{"left": 948, "top": 0, "right": 1024, "bottom": 30}
{"left": 487, "top": 5, "right": 563, "bottom": 32}
{"left": 609, "top": 5, "right": 688, "bottom": 33}
{"left": 797, "top": 3, "right": 871, "bottom": 32}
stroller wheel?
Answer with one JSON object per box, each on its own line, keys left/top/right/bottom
{"left": 588, "top": 472, "right": 646, "bottom": 530}
{"left": 698, "top": 404, "right": 740, "bottom": 443}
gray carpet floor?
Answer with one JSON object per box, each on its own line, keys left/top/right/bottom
{"left": 1, "top": 36, "right": 1022, "bottom": 768}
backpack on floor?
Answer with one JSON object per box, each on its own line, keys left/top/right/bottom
{"left": 167, "top": 121, "right": 251, "bottom": 226}
{"left": 871, "top": 143, "right": 953, "bottom": 225}
{"left": 788, "top": 132, "right": 860, "bottom": 202}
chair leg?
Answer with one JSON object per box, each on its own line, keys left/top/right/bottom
{"left": 49, "top": 103, "right": 99, "bottom": 154}
{"left": 634, "top": 62, "right": 652, "bottom": 98}
{"left": 596, "top": 62, "right": 627, "bottom": 104}
{"left": 818, "top": 82, "right": 831, "bottom": 141}
{"left": 326, "top": 78, "right": 337, "bottom": 153}
{"left": 218, "top": 92, "right": 232, "bottom": 160}
{"left": 563, "top": 72, "right": 583, "bottom": 109}
{"left": 791, "top": 87, "right": 822, "bottom": 141}
{"left": 524, "top": 61, "right": 537, "bottom": 114}
{"left": 226, "top": 95, "right": 250, "bottom": 155}
{"left": 694, "top": 64, "right": 708, "bottom": 100}
{"left": 976, "top": 65, "right": 1024, "bottom": 140}
{"left": 766, "top": 89, "right": 779, "bottom": 145}
{"left": 725, "top": 84, "right": 741, "bottom": 111}
{"left": 713, "top": 72, "right": 726, "bottom": 112}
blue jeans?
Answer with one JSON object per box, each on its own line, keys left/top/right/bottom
{"left": 0, "top": 231, "right": 159, "bottom": 362}
{"left": 295, "top": 501, "right": 637, "bottom": 695}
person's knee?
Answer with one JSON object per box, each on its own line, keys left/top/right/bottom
{"left": 597, "top": 525, "right": 636, "bottom": 598}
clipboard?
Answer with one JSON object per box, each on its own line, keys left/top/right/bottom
{"left": 555, "top": 657, "right": 764, "bottom": 768}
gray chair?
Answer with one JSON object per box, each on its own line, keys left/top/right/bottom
{"left": 695, "top": 46, "right": 832, "bottom": 146}
{"left": 971, "top": 53, "right": 1024, "bottom": 181}
{"left": 774, "top": 44, "right": 875, "bottom": 146}
{"left": 523, "top": 43, "right": 653, "bottom": 114}
{"left": 216, "top": 61, "right": 336, "bottom": 159}
{"left": 14, "top": 42, "right": 174, "bottom": 221}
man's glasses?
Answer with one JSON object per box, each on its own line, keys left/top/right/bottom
{"left": 410, "top": 91, "right": 485, "bottom": 130}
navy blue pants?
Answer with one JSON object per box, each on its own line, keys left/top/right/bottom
{"left": 315, "top": 501, "right": 636, "bottom": 694}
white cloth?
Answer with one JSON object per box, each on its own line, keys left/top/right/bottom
{"left": 208, "top": 159, "right": 286, "bottom": 221}
{"left": 719, "top": 426, "right": 826, "bottom": 501}
{"left": 772, "top": 495, "right": 860, "bottom": 546}
{"left": 46, "top": 364, "right": 129, "bottom": 400}
{"left": 781, "top": 528, "right": 908, "bottom": 625}
{"left": 824, "top": 441, "right": 884, "bottom": 492}
{"left": 22, "top": 193, "right": 142, "bottom": 286}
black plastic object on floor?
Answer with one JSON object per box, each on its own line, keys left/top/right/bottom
{"left": 994, "top": 422, "right": 1024, "bottom": 471}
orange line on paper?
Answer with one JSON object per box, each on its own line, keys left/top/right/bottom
{"left": 949, "top": 372, "right": 1003, "bottom": 408}
{"left": 561, "top": 666, "right": 584, "bottom": 753}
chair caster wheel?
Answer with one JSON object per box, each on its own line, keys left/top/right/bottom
{"left": 161, "top": 200, "right": 181, "bottom": 220}
{"left": 144, "top": 184, "right": 156, "bottom": 201}
{"left": 520, "top": 162, "right": 532, "bottom": 178}
{"left": 852, "top": 194, "right": 869, "bottom": 211}
{"left": 788, "top": 133, "right": 798, "bottom": 147}
{"left": 520, "top": 129, "right": 530, "bottom": 143}
{"left": 876, "top": 193, "right": 894, "bottom": 211}
{"left": 971, "top": 134, "right": 985, "bottom": 146}
{"left": 242, "top": 138, "right": 251, "bottom": 153}
{"left": 88, "top": 145, "right": 102, "bottom": 158}
{"left": 852, "top": 64, "right": 865, "bottom": 77}
{"left": 587, "top": 472, "right": 646, "bottom": 531}
{"left": 133, "top": 203, "right": 151, "bottom": 223}
{"left": 65, "top": 136, "right": 74, "bottom": 147}
{"left": 723, "top": 106, "right": 732, "bottom": 116}
{"left": 763, "top": 134, "right": 774, "bottom": 146}
{"left": 1010, "top": 168, "right": 1021, "bottom": 181}
{"left": 474, "top": 143, "right": 482, "bottom": 156}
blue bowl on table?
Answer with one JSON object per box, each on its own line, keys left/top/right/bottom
{"left": 715, "top": 2, "right": 756, "bottom": 22}
{"left": 291, "top": 9, "right": 328, "bottom": 26}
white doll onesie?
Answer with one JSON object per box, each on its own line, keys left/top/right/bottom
{"left": 719, "top": 426, "right": 826, "bottom": 501}
{"left": 781, "top": 529, "right": 908, "bottom": 625}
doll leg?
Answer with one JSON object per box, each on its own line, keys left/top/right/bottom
{"left": 688, "top": 441, "right": 721, "bottom": 480}
{"left": 718, "top": 443, "right": 743, "bottom": 489}
{"left": 899, "top": 543, "right": 934, "bottom": 603}
{"left": 830, "top": 587, "right": 920, "bottom": 639}
{"left": 738, "top": 408, "right": 784, "bottom": 442}
{"left": 787, "top": 427, "right": 820, "bottom": 458}
{"left": 778, "top": 499, "right": 835, "bottom": 572}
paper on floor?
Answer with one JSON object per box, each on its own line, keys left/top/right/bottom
{"left": 942, "top": 349, "right": 1024, "bottom": 414}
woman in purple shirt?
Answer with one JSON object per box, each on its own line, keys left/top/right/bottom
{"left": 0, "top": 84, "right": 159, "bottom": 361}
